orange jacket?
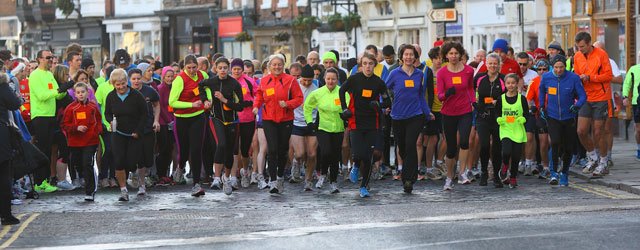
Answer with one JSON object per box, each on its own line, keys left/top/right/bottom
{"left": 573, "top": 47, "right": 613, "bottom": 102}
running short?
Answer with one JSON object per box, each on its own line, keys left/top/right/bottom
{"left": 291, "top": 125, "right": 316, "bottom": 136}
{"left": 578, "top": 101, "right": 608, "bottom": 120}
{"left": 422, "top": 112, "right": 442, "bottom": 135}
{"left": 525, "top": 115, "right": 548, "bottom": 134}
{"left": 633, "top": 105, "right": 640, "bottom": 123}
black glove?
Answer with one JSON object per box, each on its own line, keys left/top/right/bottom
{"left": 569, "top": 105, "right": 580, "bottom": 114}
{"left": 445, "top": 87, "right": 456, "bottom": 98}
{"left": 529, "top": 105, "right": 538, "bottom": 115}
{"left": 198, "top": 80, "right": 206, "bottom": 88}
{"left": 306, "top": 122, "right": 317, "bottom": 131}
{"left": 340, "top": 109, "right": 353, "bottom": 121}
{"left": 242, "top": 100, "right": 253, "bottom": 108}
{"left": 58, "top": 80, "right": 74, "bottom": 93}
{"left": 540, "top": 107, "right": 547, "bottom": 120}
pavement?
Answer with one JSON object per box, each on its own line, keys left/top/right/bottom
{"left": 569, "top": 137, "right": 640, "bottom": 195}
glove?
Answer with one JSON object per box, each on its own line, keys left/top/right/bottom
{"left": 369, "top": 101, "right": 380, "bottom": 110}
{"left": 472, "top": 102, "right": 478, "bottom": 110}
{"left": 340, "top": 109, "right": 352, "bottom": 120}
{"left": 569, "top": 105, "right": 580, "bottom": 114}
{"left": 306, "top": 122, "right": 317, "bottom": 131}
{"left": 540, "top": 108, "right": 547, "bottom": 120}
{"left": 58, "top": 80, "right": 74, "bottom": 93}
{"left": 529, "top": 105, "right": 538, "bottom": 115}
{"left": 445, "top": 87, "right": 456, "bottom": 98}
{"left": 198, "top": 80, "right": 206, "bottom": 88}
{"left": 496, "top": 117, "right": 506, "bottom": 126}
{"left": 242, "top": 100, "right": 253, "bottom": 108}
{"left": 516, "top": 117, "right": 526, "bottom": 124}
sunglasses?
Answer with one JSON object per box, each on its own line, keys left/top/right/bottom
{"left": 537, "top": 68, "right": 548, "bottom": 71}
{"left": 518, "top": 63, "right": 528, "bottom": 66}
{"left": 41, "top": 56, "right": 53, "bottom": 60}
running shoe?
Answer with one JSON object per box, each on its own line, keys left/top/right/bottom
{"left": 250, "top": 172, "right": 258, "bottom": 185}
{"left": 84, "top": 193, "right": 95, "bottom": 202}
{"left": 109, "top": 178, "right": 118, "bottom": 188}
{"left": 539, "top": 168, "right": 550, "bottom": 179}
{"left": 191, "top": 183, "right": 205, "bottom": 197}
{"left": 559, "top": 172, "right": 569, "bottom": 186}
{"left": 392, "top": 170, "right": 402, "bottom": 181}
{"left": 1, "top": 215, "right": 20, "bottom": 225}
{"left": 72, "top": 178, "right": 82, "bottom": 189}
{"left": 127, "top": 173, "right": 139, "bottom": 188}
{"left": 241, "top": 171, "right": 251, "bottom": 188}
{"left": 582, "top": 158, "right": 597, "bottom": 174}
{"left": 156, "top": 177, "right": 172, "bottom": 186}
{"left": 499, "top": 164, "right": 509, "bottom": 183}
{"left": 144, "top": 177, "right": 154, "bottom": 187}
{"left": 403, "top": 181, "right": 413, "bottom": 194}
{"left": 607, "top": 159, "right": 614, "bottom": 168}
{"left": 210, "top": 178, "right": 222, "bottom": 190}
{"left": 466, "top": 169, "right": 476, "bottom": 182}
{"left": 458, "top": 173, "right": 471, "bottom": 185}
{"left": 173, "top": 168, "right": 185, "bottom": 184}
{"left": 435, "top": 161, "right": 447, "bottom": 175}
{"left": 471, "top": 166, "right": 481, "bottom": 178}
{"left": 100, "top": 178, "right": 110, "bottom": 188}
{"left": 592, "top": 162, "right": 607, "bottom": 178}
{"left": 524, "top": 164, "right": 533, "bottom": 176}
{"left": 230, "top": 176, "right": 239, "bottom": 190}
{"left": 425, "top": 168, "right": 443, "bottom": 180}
{"left": 269, "top": 181, "right": 278, "bottom": 194}
{"left": 532, "top": 164, "right": 540, "bottom": 175}
{"left": 549, "top": 170, "right": 559, "bottom": 185}
{"left": 56, "top": 180, "right": 75, "bottom": 191}
{"left": 479, "top": 172, "right": 488, "bottom": 186}
{"left": 137, "top": 186, "right": 146, "bottom": 196}
{"left": 493, "top": 179, "right": 504, "bottom": 188}
{"left": 330, "top": 182, "right": 340, "bottom": 194}
{"left": 316, "top": 175, "right": 326, "bottom": 189}
{"left": 223, "top": 178, "right": 232, "bottom": 195}
{"left": 359, "top": 187, "right": 370, "bottom": 198}
{"left": 349, "top": 166, "right": 359, "bottom": 184}
{"left": 276, "top": 178, "right": 284, "bottom": 193}
{"left": 304, "top": 180, "right": 313, "bottom": 191}
{"left": 291, "top": 163, "right": 301, "bottom": 182}
{"left": 518, "top": 161, "right": 525, "bottom": 173}
{"left": 443, "top": 178, "right": 454, "bottom": 191}
{"left": 118, "top": 189, "right": 129, "bottom": 202}
{"left": 35, "top": 180, "right": 58, "bottom": 193}
{"left": 509, "top": 178, "right": 518, "bottom": 189}
{"left": 257, "top": 175, "right": 268, "bottom": 190}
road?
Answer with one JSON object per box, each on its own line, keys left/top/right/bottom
{"left": 3, "top": 174, "right": 640, "bottom": 249}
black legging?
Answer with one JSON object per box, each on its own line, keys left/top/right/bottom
{"left": 202, "top": 117, "right": 215, "bottom": 177}
{"left": 70, "top": 146, "right": 98, "bottom": 195}
{"left": 175, "top": 114, "right": 206, "bottom": 184}
{"left": 0, "top": 160, "right": 12, "bottom": 218}
{"left": 209, "top": 117, "right": 238, "bottom": 169}
{"left": 382, "top": 113, "right": 392, "bottom": 166}
{"left": 548, "top": 118, "right": 577, "bottom": 174}
{"left": 317, "top": 130, "right": 343, "bottom": 183}
{"left": 442, "top": 112, "right": 473, "bottom": 158}
{"left": 155, "top": 125, "right": 175, "bottom": 178}
{"left": 99, "top": 129, "right": 115, "bottom": 180}
{"left": 350, "top": 129, "right": 380, "bottom": 188}
{"left": 476, "top": 116, "right": 502, "bottom": 180}
{"left": 262, "top": 120, "right": 293, "bottom": 181}
{"left": 502, "top": 138, "right": 523, "bottom": 179}
{"left": 234, "top": 121, "right": 255, "bottom": 158}
{"left": 392, "top": 114, "right": 424, "bottom": 184}
{"left": 31, "top": 117, "right": 56, "bottom": 184}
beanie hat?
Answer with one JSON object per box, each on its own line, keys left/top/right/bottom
{"left": 154, "top": 61, "right": 163, "bottom": 70}
{"left": 230, "top": 58, "right": 244, "bottom": 69}
{"left": 322, "top": 51, "right": 337, "bottom": 63}
{"left": 330, "top": 50, "right": 340, "bottom": 62}
{"left": 534, "top": 59, "right": 550, "bottom": 69}
{"left": 382, "top": 45, "right": 395, "bottom": 56}
{"left": 433, "top": 40, "right": 444, "bottom": 47}
{"left": 492, "top": 39, "right": 509, "bottom": 53}
{"left": 301, "top": 64, "right": 314, "bottom": 78}
{"left": 547, "top": 41, "right": 563, "bottom": 51}
{"left": 161, "top": 66, "right": 174, "bottom": 80}
{"left": 533, "top": 48, "right": 547, "bottom": 60}
{"left": 81, "top": 57, "right": 95, "bottom": 70}
{"left": 137, "top": 63, "right": 151, "bottom": 73}
{"left": 549, "top": 54, "right": 567, "bottom": 66}
{"left": 10, "top": 63, "right": 25, "bottom": 76}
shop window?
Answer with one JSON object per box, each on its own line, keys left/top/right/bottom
{"left": 605, "top": 0, "right": 618, "bottom": 11}
{"left": 576, "top": 22, "right": 590, "bottom": 33}
{"left": 576, "top": 0, "right": 584, "bottom": 15}
{"left": 594, "top": 0, "right": 602, "bottom": 12}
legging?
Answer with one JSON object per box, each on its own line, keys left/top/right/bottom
{"left": 317, "top": 130, "right": 343, "bottom": 183}
{"left": 442, "top": 112, "right": 473, "bottom": 158}
{"left": 476, "top": 116, "right": 502, "bottom": 180}
{"left": 548, "top": 118, "right": 577, "bottom": 174}
{"left": 262, "top": 120, "right": 293, "bottom": 181}
{"left": 70, "top": 146, "right": 98, "bottom": 195}
{"left": 209, "top": 117, "right": 238, "bottom": 169}
{"left": 175, "top": 114, "right": 206, "bottom": 184}
{"left": 99, "top": 129, "right": 115, "bottom": 180}
{"left": 350, "top": 129, "right": 381, "bottom": 188}
{"left": 155, "top": 124, "right": 175, "bottom": 178}
{"left": 392, "top": 115, "right": 424, "bottom": 183}
{"left": 501, "top": 138, "right": 523, "bottom": 179}
{"left": 0, "top": 160, "right": 12, "bottom": 218}
{"left": 202, "top": 117, "right": 215, "bottom": 177}
{"left": 234, "top": 121, "right": 255, "bottom": 158}
{"left": 139, "top": 132, "right": 155, "bottom": 169}
{"left": 31, "top": 117, "right": 56, "bottom": 184}
{"left": 111, "top": 133, "right": 142, "bottom": 171}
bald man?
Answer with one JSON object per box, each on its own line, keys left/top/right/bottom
{"left": 307, "top": 51, "right": 320, "bottom": 66}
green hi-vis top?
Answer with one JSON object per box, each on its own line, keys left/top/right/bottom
{"left": 497, "top": 94, "right": 527, "bottom": 143}
{"left": 95, "top": 82, "right": 115, "bottom": 130}
{"left": 28, "top": 68, "right": 67, "bottom": 119}
{"left": 623, "top": 64, "right": 640, "bottom": 106}
{"left": 304, "top": 85, "right": 349, "bottom": 133}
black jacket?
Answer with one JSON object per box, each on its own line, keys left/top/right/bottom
{"left": 199, "top": 76, "right": 244, "bottom": 123}
{"left": 0, "top": 82, "right": 23, "bottom": 163}
{"left": 104, "top": 88, "right": 148, "bottom": 135}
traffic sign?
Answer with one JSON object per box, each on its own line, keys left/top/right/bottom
{"left": 428, "top": 8, "right": 458, "bottom": 22}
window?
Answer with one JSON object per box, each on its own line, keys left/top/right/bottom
{"left": 594, "top": 0, "right": 602, "bottom": 12}
{"left": 576, "top": 0, "right": 584, "bottom": 15}
{"left": 605, "top": 0, "right": 618, "bottom": 11}
{"left": 374, "top": 1, "right": 393, "bottom": 16}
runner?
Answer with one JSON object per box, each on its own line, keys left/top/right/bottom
{"left": 622, "top": 52, "right": 640, "bottom": 161}
{"left": 339, "top": 52, "right": 390, "bottom": 197}
{"left": 290, "top": 64, "right": 318, "bottom": 190}
{"left": 156, "top": 66, "right": 177, "bottom": 186}
{"left": 525, "top": 59, "right": 552, "bottom": 178}
{"left": 539, "top": 55, "right": 586, "bottom": 186}
{"left": 496, "top": 73, "right": 529, "bottom": 188}
{"left": 1, "top": 71, "right": 23, "bottom": 225}
{"left": 104, "top": 68, "right": 148, "bottom": 201}
{"left": 252, "top": 54, "right": 303, "bottom": 194}
{"left": 230, "top": 58, "right": 258, "bottom": 188}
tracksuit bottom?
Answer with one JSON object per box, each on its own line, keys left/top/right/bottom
{"left": 317, "top": 130, "right": 343, "bottom": 183}
{"left": 70, "top": 145, "right": 98, "bottom": 195}
{"left": 547, "top": 118, "right": 577, "bottom": 174}
{"left": 262, "top": 120, "right": 293, "bottom": 181}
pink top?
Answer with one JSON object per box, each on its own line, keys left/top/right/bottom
{"left": 235, "top": 74, "right": 258, "bottom": 123}
{"left": 436, "top": 65, "right": 476, "bottom": 116}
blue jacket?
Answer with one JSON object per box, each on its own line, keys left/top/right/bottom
{"left": 539, "top": 71, "right": 586, "bottom": 121}
{"left": 386, "top": 67, "right": 431, "bottom": 121}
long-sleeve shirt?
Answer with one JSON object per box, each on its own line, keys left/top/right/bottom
{"left": 169, "top": 70, "right": 210, "bottom": 118}
{"left": 294, "top": 82, "right": 318, "bottom": 127}
{"left": 304, "top": 85, "right": 348, "bottom": 133}
{"left": 623, "top": 64, "right": 640, "bottom": 106}
{"left": 235, "top": 74, "right": 258, "bottom": 123}
{"left": 95, "top": 81, "right": 114, "bottom": 130}
{"left": 386, "top": 67, "right": 431, "bottom": 120}
{"left": 340, "top": 72, "right": 389, "bottom": 130}
{"left": 199, "top": 76, "right": 244, "bottom": 124}
{"left": 474, "top": 73, "right": 505, "bottom": 118}
{"left": 104, "top": 88, "right": 148, "bottom": 136}
{"left": 538, "top": 71, "right": 587, "bottom": 121}
{"left": 573, "top": 47, "right": 613, "bottom": 102}
{"left": 253, "top": 73, "right": 303, "bottom": 123}
{"left": 28, "top": 68, "right": 67, "bottom": 119}
{"left": 157, "top": 83, "right": 175, "bottom": 126}
{"left": 436, "top": 65, "right": 476, "bottom": 116}
{"left": 61, "top": 100, "right": 103, "bottom": 147}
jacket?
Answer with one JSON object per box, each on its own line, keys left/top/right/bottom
{"left": 539, "top": 71, "right": 587, "bottom": 121}
{"left": 253, "top": 73, "right": 303, "bottom": 123}
{"left": 304, "top": 85, "right": 348, "bottom": 133}
{"left": 386, "top": 67, "right": 431, "bottom": 121}
{"left": 573, "top": 47, "right": 613, "bottom": 102}
{"left": 234, "top": 74, "right": 258, "bottom": 123}
{"left": 0, "top": 82, "right": 23, "bottom": 163}
{"left": 199, "top": 75, "right": 244, "bottom": 124}
{"left": 61, "top": 100, "right": 103, "bottom": 147}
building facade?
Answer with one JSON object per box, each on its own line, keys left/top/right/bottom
{"left": 103, "top": 0, "right": 163, "bottom": 62}
{"left": 0, "top": 0, "right": 22, "bottom": 57}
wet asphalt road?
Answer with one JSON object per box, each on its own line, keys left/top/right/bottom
{"left": 4, "top": 173, "right": 640, "bottom": 249}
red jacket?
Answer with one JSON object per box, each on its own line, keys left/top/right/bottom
{"left": 253, "top": 73, "right": 303, "bottom": 123}
{"left": 62, "top": 100, "right": 103, "bottom": 147}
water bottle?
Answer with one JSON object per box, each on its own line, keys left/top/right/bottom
{"left": 111, "top": 117, "right": 117, "bottom": 132}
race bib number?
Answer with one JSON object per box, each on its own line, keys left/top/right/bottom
{"left": 548, "top": 87, "right": 557, "bottom": 95}
{"left": 404, "top": 80, "right": 414, "bottom": 88}
{"left": 48, "top": 83, "right": 54, "bottom": 90}
{"left": 76, "top": 112, "right": 87, "bottom": 120}
{"left": 266, "top": 88, "right": 275, "bottom": 96}
{"left": 362, "top": 89, "right": 372, "bottom": 98}
{"left": 223, "top": 104, "right": 231, "bottom": 111}
{"left": 506, "top": 116, "right": 515, "bottom": 123}
{"left": 168, "top": 106, "right": 174, "bottom": 112}
{"left": 192, "top": 87, "right": 200, "bottom": 96}
{"left": 484, "top": 97, "right": 494, "bottom": 104}
{"left": 334, "top": 99, "right": 341, "bottom": 106}
{"left": 452, "top": 77, "right": 462, "bottom": 85}
{"left": 242, "top": 87, "right": 248, "bottom": 95}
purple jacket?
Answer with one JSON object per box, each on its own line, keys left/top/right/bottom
{"left": 157, "top": 83, "right": 175, "bottom": 125}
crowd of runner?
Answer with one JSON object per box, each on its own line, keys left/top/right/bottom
{"left": 1, "top": 31, "right": 640, "bottom": 225}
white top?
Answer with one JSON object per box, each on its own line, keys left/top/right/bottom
{"left": 523, "top": 69, "right": 538, "bottom": 86}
